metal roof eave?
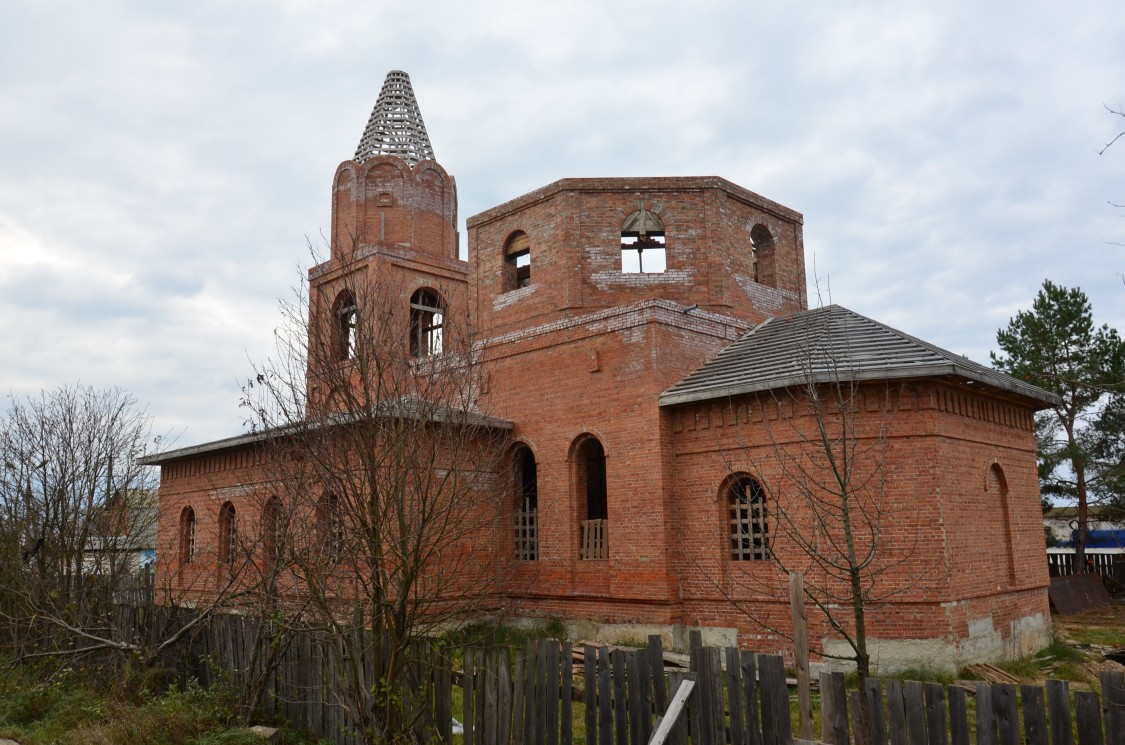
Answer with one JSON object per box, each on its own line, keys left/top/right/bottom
{"left": 137, "top": 407, "right": 514, "bottom": 466}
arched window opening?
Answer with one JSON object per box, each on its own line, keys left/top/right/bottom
{"left": 503, "top": 231, "right": 532, "bottom": 292}
{"left": 514, "top": 446, "right": 538, "bottom": 560}
{"left": 577, "top": 438, "right": 608, "bottom": 560}
{"left": 262, "top": 496, "right": 283, "bottom": 564}
{"left": 179, "top": 506, "right": 196, "bottom": 565}
{"left": 750, "top": 224, "right": 775, "bottom": 286}
{"left": 218, "top": 501, "right": 238, "bottom": 565}
{"left": 989, "top": 464, "right": 1016, "bottom": 584}
{"left": 333, "top": 291, "right": 358, "bottom": 361}
{"left": 729, "top": 476, "right": 769, "bottom": 561}
{"left": 317, "top": 493, "right": 344, "bottom": 564}
{"left": 410, "top": 289, "right": 444, "bottom": 357}
{"left": 621, "top": 209, "right": 666, "bottom": 274}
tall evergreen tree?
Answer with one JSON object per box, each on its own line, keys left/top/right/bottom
{"left": 1084, "top": 394, "right": 1125, "bottom": 516}
{"left": 992, "top": 280, "right": 1125, "bottom": 571}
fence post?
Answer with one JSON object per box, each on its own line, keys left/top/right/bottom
{"left": 790, "top": 572, "right": 813, "bottom": 741}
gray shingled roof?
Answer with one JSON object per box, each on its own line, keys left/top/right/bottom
{"left": 659, "top": 305, "right": 1059, "bottom": 407}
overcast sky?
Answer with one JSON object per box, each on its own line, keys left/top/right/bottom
{"left": 2, "top": 1, "right": 1123, "bottom": 448}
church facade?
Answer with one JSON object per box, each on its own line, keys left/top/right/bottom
{"left": 145, "top": 71, "right": 1054, "bottom": 671}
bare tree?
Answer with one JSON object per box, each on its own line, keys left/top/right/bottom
{"left": 240, "top": 246, "right": 512, "bottom": 742}
{"left": 1098, "top": 103, "right": 1125, "bottom": 246}
{"left": 700, "top": 309, "right": 930, "bottom": 740}
{"left": 0, "top": 385, "right": 160, "bottom": 663}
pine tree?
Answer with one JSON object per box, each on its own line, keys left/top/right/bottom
{"left": 992, "top": 280, "right": 1125, "bottom": 571}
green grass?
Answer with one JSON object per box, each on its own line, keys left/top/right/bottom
{"left": 0, "top": 665, "right": 315, "bottom": 745}
{"left": 877, "top": 666, "right": 957, "bottom": 685}
{"left": 442, "top": 618, "right": 563, "bottom": 650}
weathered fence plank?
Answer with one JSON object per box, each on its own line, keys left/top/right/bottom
{"left": 758, "top": 655, "right": 790, "bottom": 745}
{"left": 904, "top": 681, "right": 926, "bottom": 745}
{"left": 726, "top": 646, "right": 746, "bottom": 745}
{"left": 464, "top": 647, "right": 477, "bottom": 745}
{"left": 994, "top": 683, "right": 1019, "bottom": 745}
{"left": 822, "top": 671, "right": 849, "bottom": 745}
{"left": 1021, "top": 684, "right": 1047, "bottom": 745}
{"left": 1101, "top": 670, "right": 1125, "bottom": 745}
{"left": 598, "top": 646, "right": 613, "bottom": 745}
{"left": 612, "top": 648, "right": 628, "bottom": 745}
{"left": 923, "top": 682, "right": 947, "bottom": 745}
{"left": 561, "top": 642, "right": 573, "bottom": 745}
{"left": 1045, "top": 679, "right": 1072, "bottom": 745}
{"left": 886, "top": 679, "right": 908, "bottom": 745}
{"left": 648, "top": 635, "right": 667, "bottom": 714}
{"left": 865, "top": 678, "right": 886, "bottom": 745}
{"left": 546, "top": 641, "right": 560, "bottom": 745}
{"left": 946, "top": 685, "right": 969, "bottom": 745}
{"left": 740, "top": 650, "right": 762, "bottom": 745}
{"left": 584, "top": 644, "right": 597, "bottom": 745}
{"left": 1074, "top": 690, "right": 1103, "bottom": 745}
{"left": 976, "top": 683, "right": 997, "bottom": 745}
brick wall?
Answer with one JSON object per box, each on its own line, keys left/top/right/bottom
{"left": 152, "top": 154, "right": 1050, "bottom": 668}
{"left": 660, "top": 380, "right": 1049, "bottom": 661}
{"left": 467, "top": 177, "right": 807, "bottom": 337}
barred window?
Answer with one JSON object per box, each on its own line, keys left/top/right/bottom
{"left": 179, "top": 506, "right": 196, "bottom": 565}
{"left": 262, "top": 496, "right": 283, "bottom": 563}
{"left": 513, "top": 446, "right": 538, "bottom": 560}
{"left": 318, "top": 493, "right": 344, "bottom": 564}
{"left": 729, "top": 477, "right": 769, "bottom": 560}
{"left": 219, "top": 501, "right": 238, "bottom": 564}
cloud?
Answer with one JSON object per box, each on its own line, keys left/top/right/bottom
{"left": 2, "top": 0, "right": 1124, "bottom": 445}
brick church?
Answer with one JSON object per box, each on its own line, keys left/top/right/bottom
{"left": 145, "top": 71, "right": 1055, "bottom": 670}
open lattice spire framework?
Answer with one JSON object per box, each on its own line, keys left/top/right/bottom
{"left": 354, "top": 70, "right": 435, "bottom": 166}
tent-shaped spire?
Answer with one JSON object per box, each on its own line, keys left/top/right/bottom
{"left": 354, "top": 70, "right": 435, "bottom": 166}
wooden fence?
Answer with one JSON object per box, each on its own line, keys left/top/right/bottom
{"left": 1047, "top": 548, "right": 1125, "bottom": 587}
{"left": 109, "top": 606, "right": 1125, "bottom": 745}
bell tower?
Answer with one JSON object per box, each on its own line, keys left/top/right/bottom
{"left": 329, "top": 70, "right": 458, "bottom": 262}
{"left": 307, "top": 71, "right": 467, "bottom": 413}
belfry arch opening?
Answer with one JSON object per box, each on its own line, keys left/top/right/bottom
{"left": 503, "top": 231, "right": 532, "bottom": 291}
{"left": 621, "top": 209, "right": 666, "bottom": 274}
{"left": 333, "top": 290, "right": 358, "bottom": 361}
{"left": 409, "top": 288, "right": 444, "bottom": 357}
{"left": 750, "top": 223, "right": 775, "bottom": 286}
